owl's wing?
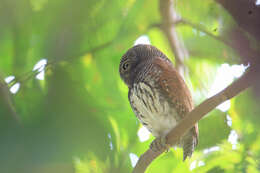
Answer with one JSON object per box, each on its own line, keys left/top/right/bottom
{"left": 152, "top": 57, "right": 198, "bottom": 141}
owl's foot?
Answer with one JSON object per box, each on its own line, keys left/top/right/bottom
{"left": 150, "top": 136, "right": 170, "bottom": 152}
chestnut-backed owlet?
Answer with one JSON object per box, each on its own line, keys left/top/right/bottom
{"left": 119, "top": 44, "right": 198, "bottom": 160}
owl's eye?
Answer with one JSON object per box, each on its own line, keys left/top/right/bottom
{"left": 122, "top": 62, "right": 130, "bottom": 71}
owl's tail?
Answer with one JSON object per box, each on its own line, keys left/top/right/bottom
{"left": 182, "top": 128, "right": 198, "bottom": 161}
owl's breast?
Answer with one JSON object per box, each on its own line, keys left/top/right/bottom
{"left": 129, "top": 82, "right": 180, "bottom": 137}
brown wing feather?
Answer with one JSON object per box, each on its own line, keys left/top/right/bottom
{"left": 152, "top": 57, "right": 199, "bottom": 141}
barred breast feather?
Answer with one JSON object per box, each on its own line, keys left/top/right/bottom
{"left": 129, "top": 81, "right": 179, "bottom": 138}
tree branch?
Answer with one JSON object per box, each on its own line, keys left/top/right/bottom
{"left": 215, "top": 0, "right": 260, "bottom": 42}
{"left": 215, "top": 0, "right": 260, "bottom": 97}
{"left": 132, "top": 66, "right": 258, "bottom": 172}
{"left": 159, "top": 0, "right": 188, "bottom": 76}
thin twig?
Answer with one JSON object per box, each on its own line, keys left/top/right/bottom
{"left": 150, "top": 19, "right": 230, "bottom": 47}
{"left": 0, "top": 75, "right": 21, "bottom": 125}
{"left": 9, "top": 40, "right": 114, "bottom": 88}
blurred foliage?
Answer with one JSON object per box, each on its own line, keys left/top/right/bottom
{"left": 0, "top": 0, "right": 259, "bottom": 173}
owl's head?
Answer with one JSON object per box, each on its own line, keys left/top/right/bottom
{"left": 119, "top": 44, "right": 168, "bottom": 87}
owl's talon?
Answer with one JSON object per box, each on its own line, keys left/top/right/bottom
{"left": 150, "top": 136, "right": 169, "bottom": 152}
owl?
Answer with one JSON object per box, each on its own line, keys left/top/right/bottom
{"left": 119, "top": 44, "right": 198, "bottom": 160}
